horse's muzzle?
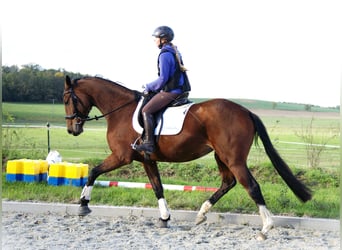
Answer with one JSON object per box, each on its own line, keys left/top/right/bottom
{"left": 68, "top": 128, "right": 83, "bottom": 136}
{"left": 67, "top": 121, "right": 84, "bottom": 136}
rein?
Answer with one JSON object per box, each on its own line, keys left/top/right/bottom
{"left": 85, "top": 99, "right": 137, "bottom": 121}
{"left": 64, "top": 86, "right": 141, "bottom": 122}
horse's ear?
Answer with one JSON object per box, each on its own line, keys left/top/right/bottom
{"left": 65, "top": 75, "right": 72, "bottom": 87}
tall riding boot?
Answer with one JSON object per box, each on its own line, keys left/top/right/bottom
{"left": 134, "top": 112, "right": 155, "bottom": 154}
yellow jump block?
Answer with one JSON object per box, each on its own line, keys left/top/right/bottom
{"left": 49, "top": 163, "right": 66, "bottom": 177}
{"left": 6, "top": 159, "right": 49, "bottom": 182}
{"left": 49, "top": 162, "right": 89, "bottom": 178}
{"left": 23, "top": 160, "right": 41, "bottom": 175}
{"left": 6, "top": 159, "right": 48, "bottom": 174}
{"left": 65, "top": 163, "right": 82, "bottom": 179}
{"left": 6, "top": 160, "right": 24, "bottom": 174}
{"left": 47, "top": 162, "right": 89, "bottom": 186}
{"left": 38, "top": 160, "right": 49, "bottom": 174}
{"left": 80, "top": 163, "right": 89, "bottom": 177}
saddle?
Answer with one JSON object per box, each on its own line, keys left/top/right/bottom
{"left": 132, "top": 92, "right": 194, "bottom": 136}
{"left": 138, "top": 92, "right": 191, "bottom": 127}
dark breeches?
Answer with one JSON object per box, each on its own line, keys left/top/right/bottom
{"left": 142, "top": 92, "right": 180, "bottom": 114}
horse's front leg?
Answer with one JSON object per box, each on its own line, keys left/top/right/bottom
{"left": 79, "top": 167, "right": 98, "bottom": 216}
{"left": 79, "top": 155, "right": 129, "bottom": 216}
{"left": 142, "top": 160, "right": 170, "bottom": 228}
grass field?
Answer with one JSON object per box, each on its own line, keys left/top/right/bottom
{"left": 1, "top": 101, "right": 340, "bottom": 219}
{"left": 2, "top": 101, "right": 339, "bottom": 169}
{"left": 2, "top": 98, "right": 339, "bottom": 125}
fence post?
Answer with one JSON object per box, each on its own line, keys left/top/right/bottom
{"left": 47, "top": 122, "right": 50, "bottom": 153}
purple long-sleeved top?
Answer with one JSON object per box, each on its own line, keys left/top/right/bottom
{"left": 145, "top": 44, "right": 184, "bottom": 94}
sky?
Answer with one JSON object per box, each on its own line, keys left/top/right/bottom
{"left": 2, "top": 0, "right": 342, "bottom": 107}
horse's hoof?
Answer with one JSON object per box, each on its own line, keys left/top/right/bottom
{"left": 256, "top": 232, "right": 267, "bottom": 241}
{"left": 157, "top": 217, "right": 170, "bottom": 228}
{"left": 78, "top": 205, "right": 92, "bottom": 216}
{"left": 195, "top": 215, "right": 207, "bottom": 225}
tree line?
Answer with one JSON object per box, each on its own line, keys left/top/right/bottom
{"left": 2, "top": 64, "right": 87, "bottom": 103}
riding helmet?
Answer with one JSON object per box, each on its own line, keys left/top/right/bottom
{"left": 152, "top": 26, "right": 174, "bottom": 42}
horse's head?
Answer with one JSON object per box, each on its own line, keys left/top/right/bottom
{"left": 63, "top": 75, "right": 91, "bottom": 136}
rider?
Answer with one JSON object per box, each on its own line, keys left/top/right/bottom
{"left": 134, "top": 26, "right": 191, "bottom": 154}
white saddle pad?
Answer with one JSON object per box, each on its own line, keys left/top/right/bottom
{"left": 132, "top": 98, "right": 194, "bottom": 135}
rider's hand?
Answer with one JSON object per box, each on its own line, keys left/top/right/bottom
{"left": 142, "top": 85, "right": 149, "bottom": 96}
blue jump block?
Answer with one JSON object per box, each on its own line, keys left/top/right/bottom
{"left": 48, "top": 176, "right": 65, "bottom": 186}
{"left": 48, "top": 177, "right": 88, "bottom": 187}
{"left": 6, "top": 173, "right": 47, "bottom": 183}
{"left": 23, "top": 174, "right": 40, "bottom": 182}
{"left": 39, "top": 173, "right": 48, "bottom": 182}
{"left": 64, "top": 177, "right": 88, "bottom": 187}
{"left": 6, "top": 173, "right": 24, "bottom": 182}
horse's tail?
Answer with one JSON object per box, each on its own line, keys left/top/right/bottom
{"left": 249, "top": 112, "right": 312, "bottom": 202}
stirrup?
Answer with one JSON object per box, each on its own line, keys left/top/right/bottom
{"left": 134, "top": 141, "right": 155, "bottom": 154}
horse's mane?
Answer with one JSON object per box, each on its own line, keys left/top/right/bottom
{"left": 73, "top": 76, "right": 121, "bottom": 86}
{"left": 73, "top": 76, "right": 142, "bottom": 101}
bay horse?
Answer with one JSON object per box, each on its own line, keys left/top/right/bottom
{"left": 63, "top": 75, "right": 311, "bottom": 239}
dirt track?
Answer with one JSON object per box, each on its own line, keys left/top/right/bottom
{"left": 2, "top": 209, "right": 340, "bottom": 250}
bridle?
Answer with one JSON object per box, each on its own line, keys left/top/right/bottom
{"left": 64, "top": 85, "right": 140, "bottom": 122}
{"left": 64, "top": 87, "right": 90, "bottom": 121}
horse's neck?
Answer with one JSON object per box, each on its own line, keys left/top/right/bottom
{"left": 84, "top": 79, "right": 136, "bottom": 115}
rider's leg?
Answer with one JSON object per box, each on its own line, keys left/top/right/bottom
{"left": 135, "top": 112, "right": 155, "bottom": 154}
{"left": 134, "top": 91, "right": 180, "bottom": 154}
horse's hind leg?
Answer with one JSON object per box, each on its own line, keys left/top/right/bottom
{"left": 142, "top": 160, "right": 170, "bottom": 228}
{"left": 229, "top": 161, "right": 274, "bottom": 238}
{"left": 196, "top": 153, "right": 237, "bottom": 225}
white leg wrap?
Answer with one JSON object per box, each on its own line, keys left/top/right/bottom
{"left": 198, "top": 200, "right": 212, "bottom": 217}
{"left": 158, "top": 198, "right": 170, "bottom": 220}
{"left": 259, "top": 205, "right": 274, "bottom": 234}
{"left": 80, "top": 185, "right": 93, "bottom": 200}
{"left": 195, "top": 200, "right": 212, "bottom": 225}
